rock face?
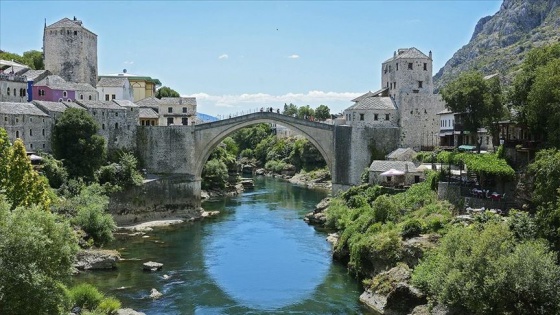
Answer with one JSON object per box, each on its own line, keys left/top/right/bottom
{"left": 434, "top": 0, "right": 560, "bottom": 91}
{"left": 74, "top": 249, "right": 120, "bottom": 270}
{"left": 117, "top": 309, "right": 146, "bottom": 315}
{"left": 149, "top": 288, "right": 162, "bottom": 299}
{"left": 360, "top": 265, "right": 426, "bottom": 315}
{"left": 304, "top": 197, "right": 331, "bottom": 225}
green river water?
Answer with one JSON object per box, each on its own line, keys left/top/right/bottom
{"left": 75, "top": 176, "right": 372, "bottom": 314}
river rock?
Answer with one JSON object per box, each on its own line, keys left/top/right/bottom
{"left": 117, "top": 308, "right": 146, "bottom": 315}
{"left": 74, "top": 249, "right": 120, "bottom": 270}
{"left": 401, "top": 234, "right": 439, "bottom": 268}
{"left": 304, "top": 211, "right": 326, "bottom": 225}
{"left": 255, "top": 168, "right": 266, "bottom": 176}
{"left": 201, "top": 190, "right": 210, "bottom": 200}
{"left": 143, "top": 261, "right": 163, "bottom": 271}
{"left": 149, "top": 288, "right": 163, "bottom": 299}
{"left": 360, "top": 265, "right": 426, "bottom": 315}
{"left": 201, "top": 210, "right": 220, "bottom": 218}
{"left": 240, "top": 179, "right": 255, "bottom": 189}
{"left": 315, "top": 197, "right": 331, "bottom": 212}
{"left": 326, "top": 233, "right": 339, "bottom": 246}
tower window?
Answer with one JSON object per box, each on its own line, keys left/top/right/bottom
{"left": 374, "top": 114, "right": 379, "bottom": 121}
{"left": 74, "top": 31, "right": 77, "bottom": 35}
{"left": 408, "top": 63, "right": 413, "bottom": 70}
{"left": 385, "top": 114, "right": 390, "bottom": 120}
{"left": 115, "top": 123, "right": 119, "bottom": 129}
{"left": 360, "top": 113, "right": 364, "bottom": 121}
{"left": 105, "top": 94, "right": 110, "bottom": 101}
{"left": 29, "top": 129, "right": 33, "bottom": 136}
{"left": 168, "top": 107, "right": 173, "bottom": 113}
{"left": 423, "top": 63, "right": 427, "bottom": 71}
{"left": 7, "top": 87, "right": 10, "bottom": 96}
{"left": 102, "top": 124, "right": 105, "bottom": 130}
{"left": 42, "top": 129, "right": 45, "bottom": 136}
{"left": 89, "top": 95, "right": 92, "bottom": 100}
{"left": 396, "top": 63, "right": 398, "bottom": 71}
{"left": 418, "top": 81, "right": 423, "bottom": 88}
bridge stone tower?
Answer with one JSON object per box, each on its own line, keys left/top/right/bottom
{"left": 381, "top": 48, "right": 444, "bottom": 150}
{"left": 43, "top": 17, "right": 98, "bottom": 87}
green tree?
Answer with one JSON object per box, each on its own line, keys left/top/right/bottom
{"left": 52, "top": 108, "right": 106, "bottom": 180}
{"left": 231, "top": 124, "right": 273, "bottom": 153}
{"left": 40, "top": 153, "right": 68, "bottom": 189}
{"left": 0, "top": 200, "right": 79, "bottom": 314}
{"left": 526, "top": 59, "right": 560, "bottom": 147}
{"left": 0, "top": 50, "right": 44, "bottom": 70}
{"left": 314, "top": 104, "right": 331, "bottom": 121}
{"left": 155, "top": 86, "right": 180, "bottom": 99}
{"left": 0, "top": 128, "right": 10, "bottom": 189}
{"left": 4, "top": 139, "right": 52, "bottom": 210}
{"left": 441, "top": 71, "right": 504, "bottom": 150}
{"left": 412, "top": 222, "right": 560, "bottom": 314}
{"left": 297, "top": 105, "right": 315, "bottom": 119}
{"left": 201, "top": 159, "right": 228, "bottom": 189}
{"left": 282, "top": 103, "right": 298, "bottom": 116}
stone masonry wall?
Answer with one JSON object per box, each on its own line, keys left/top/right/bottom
{"left": 397, "top": 94, "right": 446, "bottom": 150}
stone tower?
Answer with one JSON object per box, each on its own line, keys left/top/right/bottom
{"left": 43, "top": 17, "right": 98, "bottom": 87}
{"left": 381, "top": 48, "right": 444, "bottom": 150}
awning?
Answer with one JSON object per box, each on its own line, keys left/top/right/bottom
{"left": 458, "top": 145, "right": 476, "bottom": 151}
{"left": 380, "top": 168, "right": 405, "bottom": 176}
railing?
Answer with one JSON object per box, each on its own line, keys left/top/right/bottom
{"left": 0, "top": 73, "right": 27, "bottom": 82}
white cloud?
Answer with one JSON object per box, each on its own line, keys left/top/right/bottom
{"left": 123, "top": 61, "right": 134, "bottom": 65}
{"left": 288, "top": 54, "right": 300, "bottom": 59}
{"left": 218, "top": 54, "right": 229, "bottom": 59}
{"left": 183, "top": 90, "right": 362, "bottom": 116}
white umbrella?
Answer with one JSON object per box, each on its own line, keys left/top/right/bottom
{"left": 380, "top": 168, "right": 405, "bottom": 176}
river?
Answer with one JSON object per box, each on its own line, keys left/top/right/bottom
{"left": 75, "top": 176, "right": 371, "bottom": 314}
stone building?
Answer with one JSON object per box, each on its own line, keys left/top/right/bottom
{"left": 368, "top": 160, "right": 422, "bottom": 187}
{"left": 0, "top": 60, "right": 29, "bottom": 103}
{"left": 0, "top": 102, "right": 52, "bottom": 152}
{"left": 97, "top": 77, "right": 134, "bottom": 101}
{"left": 139, "top": 107, "right": 159, "bottom": 126}
{"left": 98, "top": 71, "right": 161, "bottom": 102}
{"left": 344, "top": 48, "right": 445, "bottom": 151}
{"left": 32, "top": 100, "right": 73, "bottom": 123}
{"left": 43, "top": 17, "right": 98, "bottom": 87}
{"left": 21, "top": 69, "right": 51, "bottom": 102}
{"left": 33, "top": 75, "right": 98, "bottom": 102}
{"left": 158, "top": 97, "right": 197, "bottom": 126}
{"left": 343, "top": 88, "right": 398, "bottom": 128}
{"left": 74, "top": 100, "right": 137, "bottom": 151}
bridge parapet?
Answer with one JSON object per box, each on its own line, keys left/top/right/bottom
{"left": 196, "top": 112, "right": 335, "bottom": 131}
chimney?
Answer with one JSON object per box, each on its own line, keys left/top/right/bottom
{"left": 429, "top": 50, "right": 432, "bottom": 60}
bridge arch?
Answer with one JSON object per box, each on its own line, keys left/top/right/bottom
{"left": 193, "top": 112, "right": 335, "bottom": 181}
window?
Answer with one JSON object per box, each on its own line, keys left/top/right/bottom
{"left": 182, "top": 107, "right": 187, "bottom": 113}
{"left": 168, "top": 107, "right": 173, "bottom": 113}
{"left": 182, "top": 117, "right": 189, "bottom": 125}
{"left": 374, "top": 114, "right": 379, "bottom": 121}
{"left": 385, "top": 114, "right": 390, "bottom": 120}
{"left": 413, "top": 90, "right": 419, "bottom": 94}
{"left": 418, "top": 81, "right": 423, "bottom": 88}
{"left": 30, "top": 144, "right": 33, "bottom": 149}
{"left": 80, "top": 94, "right": 83, "bottom": 99}
{"left": 394, "top": 82, "right": 396, "bottom": 89}
{"left": 396, "top": 63, "right": 398, "bottom": 71}
{"left": 63, "top": 91, "right": 67, "bottom": 97}
{"left": 360, "top": 113, "right": 364, "bottom": 121}
{"left": 423, "top": 63, "right": 427, "bottom": 71}
{"left": 115, "top": 123, "right": 119, "bottom": 129}
{"left": 74, "top": 30, "right": 77, "bottom": 35}
{"left": 29, "top": 117, "right": 32, "bottom": 122}
{"left": 89, "top": 95, "right": 92, "bottom": 100}
{"left": 29, "top": 129, "right": 33, "bottom": 136}
{"left": 105, "top": 94, "right": 110, "bottom": 101}
{"left": 7, "top": 87, "right": 10, "bottom": 96}
{"left": 3, "top": 117, "right": 6, "bottom": 122}
{"left": 111, "top": 94, "right": 116, "bottom": 100}
{"left": 43, "top": 144, "right": 45, "bottom": 149}
{"left": 67, "top": 30, "right": 70, "bottom": 35}
{"left": 408, "top": 63, "right": 413, "bottom": 70}
{"left": 42, "top": 129, "right": 45, "bottom": 136}
{"left": 16, "top": 118, "right": 19, "bottom": 123}
{"left": 59, "top": 98, "right": 63, "bottom": 102}
{"left": 115, "top": 112, "right": 118, "bottom": 117}
{"left": 386, "top": 82, "right": 389, "bottom": 88}
{"left": 167, "top": 117, "right": 173, "bottom": 125}
{"left": 102, "top": 124, "right": 105, "bottom": 130}
{"left": 15, "top": 131, "right": 19, "bottom": 138}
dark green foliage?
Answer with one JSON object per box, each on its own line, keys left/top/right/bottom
{"left": 297, "top": 105, "right": 315, "bottom": 119}
{"left": 360, "top": 167, "right": 369, "bottom": 184}
{"left": 96, "top": 152, "right": 143, "bottom": 189}
{"left": 39, "top": 153, "right": 68, "bottom": 189}
{"left": 231, "top": 124, "right": 273, "bottom": 153}
{"left": 52, "top": 108, "right": 106, "bottom": 180}
{"left": 0, "top": 49, "right": 44, "bottom": 69}
{"left": 97, "top": 297, "right": 121, "bottom": 314}
{"left": 282, "top": 103, "right": 298, "bottom": 116}
{"left": 412, "top": 222, "right": 560, "bottom": 314}
{"left": 508, "top": 210, "right": 538, "bottom": 241}
{"left": 0, "top": 201, "right": 78, "bottom": 314}
{"left": 202, "top": 159, "right": 228, "bottom": 189}
{"left": 314, "top": 104, "right": 331, "bottom": 120}
{"left": 155, "top": 86, "right": 180, "bottom": 99}
{"left": 401, "top": 219, "right": 423, "bottom": 239}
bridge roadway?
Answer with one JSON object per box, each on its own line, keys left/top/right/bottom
{"left": 136, "top": 111, "right": 399, "bottom": 204}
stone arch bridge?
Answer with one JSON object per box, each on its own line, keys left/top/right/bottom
{"left": 136, "top": 112, "right": 399, "bottom": 206}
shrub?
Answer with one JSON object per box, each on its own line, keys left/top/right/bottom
{"left": 401, "top": 219, "right": 423, "bottom": 239}
{"left": 40, "top": 153, "right": 68, "bottom": 188}
{"left": 69, "top": 283, "right": 104, "bottom": 310}
{"left": 347, "top": 195, "right": 368, "bottom": 208}
{"left": 239, "top": 148, "right": 254, "bottom": 159}
{"left": 264, "top": 160, "right": 286, "bottom": 173}
{"left": 372, "top": 195, "right": 399, "bottom": 223}
{"left": 201, "top": 159, "right": 228, "bottom": 189}
{"left": 97, "top": 297, "right": 121, "bottom": 314}
{"left": 73, "top": 205, "right": 116, "bottom": 247}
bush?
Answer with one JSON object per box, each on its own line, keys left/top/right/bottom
{"left": 239, "top": 148, "right": 254, "bottom": 159}
{"left": 69, "top": 283, "right": 104, "bottom": 310}
{"left": 97, "top": 297, "right": 121, "bottom": 314}
{"left": 202, "top": 159, "right": 228, "bottom": 189}
{"left": 372, "top": 195, "right": 399, "bottom": 223}
{"left": 264, "top": 160, "right": 287, "bottom": 173}
{"left": 401, "top": 219, "right": 423, "bottom": 239}
{"left": 40, "top": 153, "right": 68, "bottom": 188}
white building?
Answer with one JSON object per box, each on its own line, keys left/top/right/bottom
{"left": 343, "top": 88, "right": 398, "bottom": 127}
{"left": 97, "top": 77, "right": 134, "bottom": 101}
{"left": 158, "top": 97, "right": 197, "bottom": 126}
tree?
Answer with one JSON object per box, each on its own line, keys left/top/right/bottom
{"left": 0, "top": 201, "right": 79, "bottom": 314}
{"left": 52, "top": 108, "right": 106, "bottom": 180}
{"left": 0, "top": 128, "right": 10, "bottom": 189}
{"left": 441, "top": 71, "right": 504, "bottom": 150}
{"left": 526, "top": 59, "right": 560, "bottom": 147}
{"left": 4, "top": 138, "right": 52, "bottom": 210}
{"left": 0, "top": 49, "right": 44, "bottom": 70}
{"left": 297, "top": 105, "right": 315, "bottom": 119}
{"left": 155, "top": 86, "right": 180, "bottom": 99}
{"left": 282, "top": 103, "right": 298, "bottom": 116}
{"left": 314, "top": 104, "right": 331, "bottom": 121}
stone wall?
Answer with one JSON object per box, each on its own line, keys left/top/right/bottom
{"left": 397, "top": 94, "right": 445, "bottom": 150}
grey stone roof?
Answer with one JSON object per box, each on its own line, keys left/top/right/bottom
{"left": 21, "top": 69, "right": 50, "bottom": 81}
{"left": 35, "top": 75, "right": 96, "bottom": 91}
{"left": 369, "top": 160, "right": 418, "bottom": 173}
{"left": 159, "top": 97, "right": 197, "bottom": 106}
{"left": 437, "top": 109, "right": 453, "bottom": 115}
{"left": 97, "top": 77, "right": 129, "bottom": 87}
{"left": 112, "top": 100, "right": 138, "bottom": 108}
{"left": 351, "top": 88, "right": 389, "bottom": 102}
{"left": 0, "top": 102, "right": 49, "bottom": 116}
{"left": 384, "top": 47, "right": 429, "bottom": 63}
{"left": 386, "top": 148, "right": 416, "bottom": 160}
{"left": 75, "top": 100, "right": 123, "bottom": 110}
{"left": 32, "top": 100, "right": 69, "bottom": 113}
{"left": 139, "top": 107, "right": 159, "bottom": 119}
{"left": 136, "top": 96, "right": 161, "bottom": 107}
{"left": 346, "top": 96, "right": 396, "bottom": 111}
{"left": 46, "top": 17, "right": 92, "bottom": 32}
{"left": 61, "top": 101, "right": 85, "bottom": 109}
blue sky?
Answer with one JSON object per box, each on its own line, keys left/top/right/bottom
{"left": 0, "top": 0, "right": 502, "bottom": 116}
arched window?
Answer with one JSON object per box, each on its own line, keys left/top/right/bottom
{"left": 63, "top": 91, "right": 67, "bottom": 97}
{"left": 80, "top": 94, "right": 83, "bottom": 100}
{"left": 15, "top": 130, "right": 19, "bottom": 138}
{"left": 89, "top": 95, "right": 92, "bottom": 100}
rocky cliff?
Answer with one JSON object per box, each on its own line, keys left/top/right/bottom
{"left": 433, "top": 0, "right": 560, "bottom": 91}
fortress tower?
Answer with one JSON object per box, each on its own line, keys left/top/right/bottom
{"left": 381, "top": 48, "right": 434, "bottom": 99}
{"left": 43, "top": 17, "right": 98, "bottom": 87}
